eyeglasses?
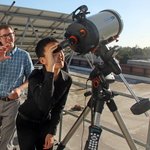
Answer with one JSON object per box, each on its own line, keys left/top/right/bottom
{"left": 0, "top": 32, "right": 14, "bottom": 39}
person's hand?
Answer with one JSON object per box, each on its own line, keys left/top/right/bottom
{"left": 0, "top": 45, "right": 11, "bottom": 61}
{"left": 44, "top": 42, "right": 59, "bottom": 72}
{"left": 43, "top": 134, "right": 54, "bottom": 149}
{"left": 8, "top": 87, "right": 22, "bottom": 100}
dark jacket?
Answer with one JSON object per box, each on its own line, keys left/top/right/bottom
{"left": 18, "top": 68, "right": 72, "bottom": 134}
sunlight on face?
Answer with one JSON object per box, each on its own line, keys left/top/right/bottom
{"left": 0, "top": 28, "right": 15, "bottom": 50}
{"left": 53, "top": 50, "right": 65, "bottom": 69}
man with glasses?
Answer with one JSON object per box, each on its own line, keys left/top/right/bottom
{"left": 0, "top": 24, "right": 34, "bottom": 150}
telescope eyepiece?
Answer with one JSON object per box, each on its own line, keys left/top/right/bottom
{"left": 53, "top": 36, "right": 78, "bottom": 53}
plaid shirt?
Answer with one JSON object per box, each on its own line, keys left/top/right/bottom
{"left": 0, "top": 46, "right": 34, "bottom": 97}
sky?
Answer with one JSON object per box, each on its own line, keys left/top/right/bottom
{"left": 0, "top": 0, "right": 150, "bottom": 48}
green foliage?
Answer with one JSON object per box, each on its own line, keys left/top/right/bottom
{"left": 115, "top": 46, "right": 150, "bottom": 64}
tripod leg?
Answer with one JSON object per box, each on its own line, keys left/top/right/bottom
{"left": 83, "top": 98, "right": 105, "bottom": 150}
{"left": 107, "top": 99, "right": 138, "bottom": 150}
{"left": 56, "top": 105, "right": 91, "bottom": 150}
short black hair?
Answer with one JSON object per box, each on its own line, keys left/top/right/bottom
{"left": 35, "top": 37, "right": 58, "bottom": 58}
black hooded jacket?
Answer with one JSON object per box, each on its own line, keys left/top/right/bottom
{"left": 18, "top": 68, "right": 72, "bottom": 135}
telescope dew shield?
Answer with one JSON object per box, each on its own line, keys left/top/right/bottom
{"left": 88, "top": 9, "right": 123, "bottom": 44}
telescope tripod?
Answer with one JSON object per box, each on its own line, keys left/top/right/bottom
{"left": 56, "top": 66, "right": 138, "bottom": 150}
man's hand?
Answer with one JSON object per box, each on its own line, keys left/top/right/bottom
{"left": 43, "top": 134, "right": 54, "bottom": 149}
{"left": 0, "top": 45, "right": 11, "bottom": 61}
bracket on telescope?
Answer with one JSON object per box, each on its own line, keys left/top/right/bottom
{"left": 72, "top": 5, "right": 90, "bottom": 21}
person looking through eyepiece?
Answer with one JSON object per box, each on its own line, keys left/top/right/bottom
{"left": 16, "top": 37, "right": 72, "bottom": 150}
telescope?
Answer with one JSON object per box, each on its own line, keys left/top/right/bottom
{"left": 54, "top": 5, "right": 123, "bottom": 55}
{"left": 54, "top": 5, "right": 124, "bottom": 76}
